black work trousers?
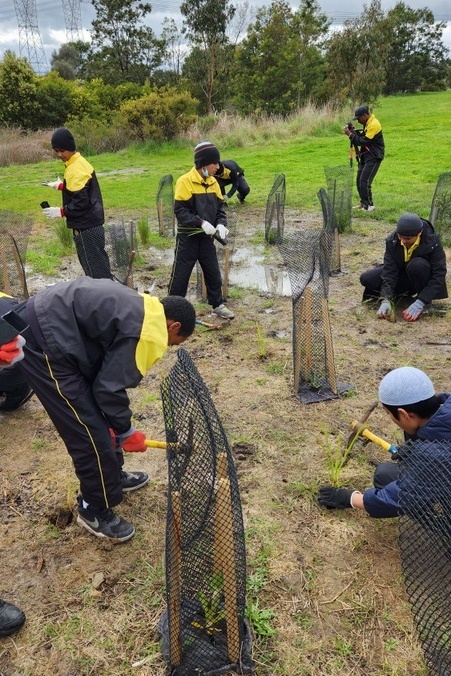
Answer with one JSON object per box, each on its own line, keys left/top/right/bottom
{"left": 16, "top": 318, "right": 124, "bottom": 510}
{"left": 73, "top": 226, "right": 113, "bottom": 280}
{"left": 360, "top": 258, "right": 432, "bottom": 300}
{"left": 356, "top": 157, "right": 382, "bottom": 208}
{"left": 168, "top": 232, "right": 223, "bottom": 308}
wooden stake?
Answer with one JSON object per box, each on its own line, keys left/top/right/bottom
{"left": 321, "top": 298, "right": 337, "bottom": 394}
{"left": 334, "top": 229, "right": 341, "bottom": 272}
{"left": 168, "top": 490, "right": 182, "bottom": 667}
{"left": 0, "top": 241, "right": 11, "bottom": 295}
{"left": 293, "top": 298, "right": 304, "bottom": 392}
{"left": 222, "top": 247, "right": 231, "bottom": 300}
{"left": 304, "top": 286, "right": 312, "bottom": 374}
{"left": 214, "top": 452, "right": 240, "bottom": 664}
{"left": 10, "top": 235, "right": 28, "bottom": 298}
{"left": 157, "top": 200, "right": 165, "bottom": 236}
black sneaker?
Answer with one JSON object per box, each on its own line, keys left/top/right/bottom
{"left": 76, "top": 498, "right": 135, "bottom": 543}
{"left": 0, "top": 599, "right": 26, "bottom": 637}
{"left": 121, "top": 470, "right": 149, "bottom": 492}
{"left": 0, "top": 385, "right": 33, "bottom": 412}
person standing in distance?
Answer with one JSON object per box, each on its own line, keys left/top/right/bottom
{"left": 42, "top": 127, "right": 112, "bottom": 279}
{"left": 343, "top": 105, "right": 384, "bottom": 212}
{"left": 168, "top": 141, "right": 234, "bottom": 319}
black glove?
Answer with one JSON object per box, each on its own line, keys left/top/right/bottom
{"left": 317, "top": 486, "right": 354, "bottom": 509}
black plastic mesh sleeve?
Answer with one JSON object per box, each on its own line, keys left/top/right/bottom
{"left": 159, "top": 348, "right": 253, "bottom": 675}
{"left": 0, "top": 211, "right": 33, "bottom": 300}
{"left": 398, "top": 439, "right": 451, "bottom": 675}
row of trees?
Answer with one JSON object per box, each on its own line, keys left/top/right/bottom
{"left": 0, "top": 0, "right": 449, "bottom": 132}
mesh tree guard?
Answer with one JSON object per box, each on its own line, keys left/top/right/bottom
{"left": 157, "top": 174, "right": 175, "bottom": 237}
{"left": 104, "top": 219, "right": 135, "bottom": 287}
{"left": 398, "top": 440, "right": 451, "bottom": 675}
{"left": 265, "top": 173, "right": 285, "bottom": 244}
{"left": 317, "top": 188, "right": 341, "bottom": 274}
{"left": 0, "top": 211, "right": 33, "bottom": 300}
{"left": 158, "top": 348, "right": 253, "bottom": 675}
{"left": 429, "top": 172, "right": 451, "bottom": 245}
{"left": 196, "top": 214, "right": 237, "bottom": 302}
{"left": 324, "top": 165, "right": 353, "bottom": 233}
{"left": 278, "top": 230, "right": 352, "bottom": 403}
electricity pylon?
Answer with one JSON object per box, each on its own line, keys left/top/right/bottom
{"left": 12, "top": 0, "right": 48, "bottom": 73}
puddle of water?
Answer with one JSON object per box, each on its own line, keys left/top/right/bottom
{"left": 226, "top": 245, "right": 291, "bottom": 296}
{"left": 146, "top": 243, "right": 291, "bottom": 296}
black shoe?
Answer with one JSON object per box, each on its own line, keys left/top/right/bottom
{"left": 0, "top": 385, "right": 33, "bottom": 412}
{"left": 0, "top": 600, "right": 26, "bottom": 637}
{"left": 121, "top": 470, "right": 149, "bottom": 492}
{"left": 76, "top": 497, "right": 135, "bottom": 543}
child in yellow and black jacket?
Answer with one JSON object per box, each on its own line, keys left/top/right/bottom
{"left": 168, "top": 141, "right": 234, "bottom": 319}
{"left": 42, "top": 127, "right": 112, "bottom": 279}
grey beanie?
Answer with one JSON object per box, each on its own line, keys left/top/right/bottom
{"left": 379, "top": 367, "right": 435, "bottom": 406}
{"left": 51, "top": 127, "right": 76, "bottom": 151}
{"left": 194, "top": 141, "right": 220, "bottom": 168}
{"left": 396, "top": 213, "right": 423, "bottom": 237}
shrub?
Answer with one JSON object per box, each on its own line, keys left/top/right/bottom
{"left": 120, "top": 87, "right": 198, "bottom": 142}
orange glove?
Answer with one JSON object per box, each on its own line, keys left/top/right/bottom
{"left": 119, "top": 429, "right": 147, "bottom": 453}
{"left": 0, "top": 335, "right": 26, "bottom": 367}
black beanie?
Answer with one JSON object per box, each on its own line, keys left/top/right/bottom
{"left": 396, "top": 213, "right": 423, "bottom": 237}
{"left": 51, "top": 127, "right": 76, "bottom": 151}
{"left": 194, "top": 141, "right": 220, "bottom": 168}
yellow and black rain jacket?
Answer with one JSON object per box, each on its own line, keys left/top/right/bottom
{"left": 62, "top": 152, "right": 105, "bottom": 230}
{"left": 173, "top": 166, "right": 227, "bottom": 236}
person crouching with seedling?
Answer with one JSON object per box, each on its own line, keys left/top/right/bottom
{"left": 360, "top": 213, "right": 448, "bottom": 322}
{"left": 168, "top": 141, "right": 234, "bottom": 320}
{"left": 317, "top": 367, "right": 451, "bottom": 517}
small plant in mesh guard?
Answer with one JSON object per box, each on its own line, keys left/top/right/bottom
{"left": 156, "top": 174, "right": 175, "bottom": 237}
{"left": 429, "top": 172, "right": 451, "bottom": 246}
{"left": 104, "top": 220, "right": 135, "bottom": 287}
{"left": 265, "top": 173, "right": 285, "bottom": 244}
{"left": 157, "top": 348, "right": 254, "bottom": 675}
{"left": 317, "top": 187, "right": 341, "bottom": 274}
{"left": 324, "top": 165, "right": 352, "bottom": 233}
{"left": 0, "top": 212, "right": 33, "bottom": 300}
{"left": 278, "top": 230, "right": 353, "bottom": 403}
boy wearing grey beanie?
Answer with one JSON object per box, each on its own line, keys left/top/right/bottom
{"left": 318, "top": 367, "right": 451, "bottom": 517}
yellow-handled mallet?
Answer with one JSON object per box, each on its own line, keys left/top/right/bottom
{"left": 349, "top": 421, "right": 398, "bottom": 455}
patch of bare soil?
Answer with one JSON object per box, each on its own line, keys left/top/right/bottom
{"left": 1, "top": 206, "right": 448, "bottom": 675}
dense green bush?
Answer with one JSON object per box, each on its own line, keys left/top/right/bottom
{"left": 120, "top": 87, "right": 198, "bottom": 142}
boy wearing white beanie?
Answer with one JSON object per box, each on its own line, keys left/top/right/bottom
{"left": 318, "top": 367, "right": 451, "bottom": 517}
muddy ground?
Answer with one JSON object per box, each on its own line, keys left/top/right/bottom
{"left": 1, "top": 205, "right": 449, "bottom": 675}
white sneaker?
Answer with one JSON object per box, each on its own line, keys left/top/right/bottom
{"left": 352, "top": 204, "right": 363, "bottom": 210}
{"left": 212, "top": 304, "right": 235, "bottom": 319}
{"left": 365, "top": 205, "right": 375, "bottom": 212}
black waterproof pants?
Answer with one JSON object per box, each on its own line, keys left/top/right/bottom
{"left": 15, "top": 307, "right": 123, "bottom": 510}
{"left": 356, "top": 157, "right": 382, "bottom": 208}
{"left": 168, "top": 232, "right": 224, "bottom": 308}
{"left": 360, "top": 258, "right": 432, "bottom": 300}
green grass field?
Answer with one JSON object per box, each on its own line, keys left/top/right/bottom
{"left": 1, "top": 90, "right": 451, "bottom": 226}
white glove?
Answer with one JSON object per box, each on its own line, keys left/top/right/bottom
{"left": 42, "top": 177, "right": 63, "bottom": 190}
{"left": 43, "top": 206, "right": 62, "bottom": 219}
{"left": 377, "top": 300, "right": 391, "bottom": 319}
{"left": 223, "top": 194, "right": 228, "bottom": 201}
{"left": 201, "top": 220, "right": 216, "bottom": 236}
{"left": 215, "top": 224, "right": 229, "bottom": 240}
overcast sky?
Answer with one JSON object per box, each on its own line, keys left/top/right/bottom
{"left": 0, "top": 0, "right": 450, "bottom": 72}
